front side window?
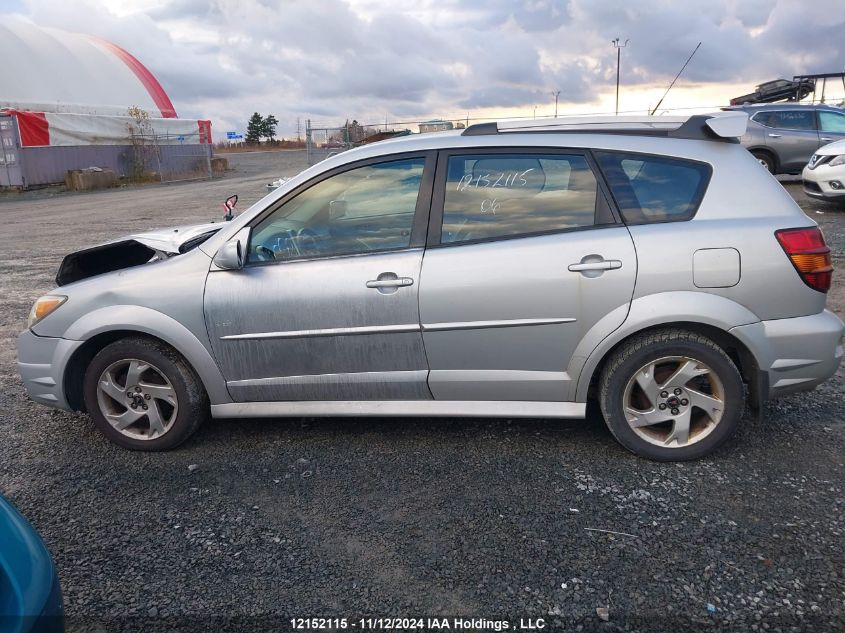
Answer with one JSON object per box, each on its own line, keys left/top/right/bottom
{"left": 819, "top": 111, "right": 845, "bottom": 133}
{"left": 440, "top": 153, "right": 598, "bottom": 244}
{"left": 595, "top": 151, "right": 711, "bottom": 224}
{"left": 753, "top": 110, "right": 816, "bottom": 131}
{"left": 249, "top": 158, "right": 424, "bottom": 262}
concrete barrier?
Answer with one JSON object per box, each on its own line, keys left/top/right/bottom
{"left": 65, "top": 168, "right": 118, "bottom": 191}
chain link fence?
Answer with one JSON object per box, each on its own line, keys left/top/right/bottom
{"left": 128, "top": 133, "right": 213, "bottom": 183}
{"left": 305, "top": 119, "right": 438, "bottom": 166}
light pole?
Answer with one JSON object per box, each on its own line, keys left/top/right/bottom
{"left": 551, "top": 90, "right": 560, "bottom": 118}
{"left": 612, "top": 38, "right": 629, "bottom": 115}
{"left": 533, "top": 105, "right": 538, "bottom": 119}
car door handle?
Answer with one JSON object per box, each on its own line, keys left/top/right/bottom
{"left": 366, "top": 277, "right": 414, "bottom": 288}
{"left": 767, "top": 133, "right": 782, "bottom": 138}
{"left": 820, "top": 137, "right": 833, "bottom": 142}
{"left": 568, "top": 260, "right": 622, "bottom": 272}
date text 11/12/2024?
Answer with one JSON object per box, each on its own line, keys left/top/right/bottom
{"left": 290, "top": 617, "right": 548, "bottom": 630}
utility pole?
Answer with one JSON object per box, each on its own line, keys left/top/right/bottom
{"left": 612, "top": 38, "right": 629, "bottom": 115}
{"left": 551, "top": 90, "right": 560, "bottom": 118}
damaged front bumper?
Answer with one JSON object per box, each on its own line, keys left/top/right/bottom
{"left": 17, "top": 329, "right": 83, "bottom": 411}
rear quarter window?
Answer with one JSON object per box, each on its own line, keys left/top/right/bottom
{"left": 594, "top": 151, "right": 711, "bottom": 224}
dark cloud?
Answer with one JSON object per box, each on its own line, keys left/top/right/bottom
{"left": 10, "top": 0, "right": 845, "bottom": 138}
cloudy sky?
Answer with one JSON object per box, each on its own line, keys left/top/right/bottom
{"left": 5, "top": 0, "right": 845, "bottom": 138}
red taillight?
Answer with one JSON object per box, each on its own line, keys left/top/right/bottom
{"left": 775, "top": 227, "right": 833, "bottom": 293}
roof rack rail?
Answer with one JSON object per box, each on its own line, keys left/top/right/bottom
{"left": 461, "top": 112, "right": 748, "bottom": 143}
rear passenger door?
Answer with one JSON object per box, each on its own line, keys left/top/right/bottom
{"left": 418, "top": 150, "right": 636, "bottom": 402}
{"left": 755, "top": 109, "right": 820, "bottom": 171}
{"left": 818, "top": 110, "right": 845, "bottom": 146}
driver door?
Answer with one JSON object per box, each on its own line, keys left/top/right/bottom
{"left": 204, "top": 153, "right": 435, "bottom": 402}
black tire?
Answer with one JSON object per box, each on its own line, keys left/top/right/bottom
{"left": 83, "top": 337, "right": 208, "bottom": 451}
{"left": 598, "top": 329, "right": 744, "bottom": 461}
{"left": 751, "top": 150, "right": 776, "bottom": 174}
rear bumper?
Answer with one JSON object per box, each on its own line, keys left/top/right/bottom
{"left": 731, "top": 310, "right": 844, "bottom": 399}
{"left": 17, "top": 329, "right": 83, "bottom": 412}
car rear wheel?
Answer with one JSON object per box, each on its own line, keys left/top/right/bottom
{"left": 751, "top": 150, "right": 775, "bottom": 173}
{"left": 83, "top": 337, "right": 208, "bottom": 451}
{"left": 598, "top": 329, "right": 744, "bottom": 461}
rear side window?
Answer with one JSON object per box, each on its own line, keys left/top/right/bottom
{"left": 752, "top": 110, "right": 816, "bottom": 131}
{"left": 595, "top": 151, "right": 711, "bottom": 224}
{"left": 819, "top": 111, "right": 845, "bottom": 133}
{"left": 440, "top": 153, "right": 599, "bottom": 244}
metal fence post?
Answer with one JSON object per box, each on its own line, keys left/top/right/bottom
{"left": 306, "top": 119, "right": 313, "bottom": 165}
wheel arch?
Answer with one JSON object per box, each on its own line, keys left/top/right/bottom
{"left": 583, "top": 321, "right": 760, "bottom": 407}
{"left": 747, "top": 146, "right": 778, "bottom": 173}
{"left": 573, "top": 292, "right": 764, "bottom": 407}
{"left": 61, "top": 305, "right": 230, "bottom": 411}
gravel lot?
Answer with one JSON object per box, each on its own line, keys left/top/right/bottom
{"left": 1, "top": 154, "right": 843, "bottom": 632}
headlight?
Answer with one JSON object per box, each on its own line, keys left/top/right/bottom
{"left": 27, "top": 295, "right": 67, "bottom": 329}
{"left": 830, "top": 155, "right": 845, "bottom": 167}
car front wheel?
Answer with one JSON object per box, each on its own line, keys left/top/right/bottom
{"left": 598, "top": 329, "right": 744, "bottom": 461}
{"left": 83, "top": 337, "right": 208, "bottom": 451}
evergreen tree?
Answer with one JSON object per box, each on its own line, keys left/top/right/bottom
{"left": 261, "top": 114, "right": 279, "bottom": 141}
{"left": 245, "top": 112, "right": 263, "bottom": 144}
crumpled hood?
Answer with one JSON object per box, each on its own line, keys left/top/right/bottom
{"left": 124, "top": 221, "right": 225, "bottom": 254}
{"left": 55, "top": 221, "right": 224, "bottom": 286}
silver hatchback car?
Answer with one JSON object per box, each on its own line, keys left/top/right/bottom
{"left": 18, "top": 112, "right": 844, "bottom": 461}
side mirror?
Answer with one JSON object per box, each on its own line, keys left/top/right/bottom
{"left": 213, "top": 227, "right": 249, "bottom": 270}
{"left": 329, "top": 200, "right": 347, "bottom": 220}
{"left": 223, "top": 194, "right": 239, "bottom": 221}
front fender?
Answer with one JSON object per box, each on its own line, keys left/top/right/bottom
{"left": 62, "top": 305, "right": 231, "bottom": 404}
{"left": 570, "top": 291, "right": 760, "bottom": 401}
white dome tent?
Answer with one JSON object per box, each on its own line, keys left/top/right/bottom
{"left": 0, "top": 19, "right": 212, "bottom": 188}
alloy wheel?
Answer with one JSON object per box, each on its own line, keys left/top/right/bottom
{"left": 96, "top": 358, "right": 179, "bottom": 440}
{"left": 622, "top": 355, "right": 725, "bottom": 448}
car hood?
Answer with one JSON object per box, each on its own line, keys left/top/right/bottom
{"left": 55, "top": 221, "right": 224, "bottom": 286}
{"left": 124, "top": 221, "right": 225, "bottom": 253}
{"left": 816, "top": 138, "right": 845, "bottom": 156}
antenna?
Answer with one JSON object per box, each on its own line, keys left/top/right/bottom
{"left": 612, "top": 38, "right": 629, "bottom": 115}
{"left": 650, "top": 42, "right": 702, "bottom": 115}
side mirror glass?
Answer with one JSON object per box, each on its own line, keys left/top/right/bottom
{"left": 223, "top": 194, "right": 239, "bottom": 221}
{"left": 213, "top": 228, "right": 249, "bottom": 270}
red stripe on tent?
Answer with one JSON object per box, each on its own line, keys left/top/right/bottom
{"left": 197, "top": 120, "right": 212, "bottom": 144}
{"left": 90, "top": 36, "right": 178, "bottom": 118}
{"left": 7, "top": 110, "right": 49, "bottom": 146}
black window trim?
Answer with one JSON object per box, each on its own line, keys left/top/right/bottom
{"left": 244, "top": 150, "right": 437, "bottom": 267}
{"left": 590, "top": 148, "right": 713, "bottom": 226}
{"left": 426, "top": 146, "right": 621, "bottom": 249}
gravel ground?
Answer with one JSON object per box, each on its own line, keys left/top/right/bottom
{"left": 0, "top": 157, "right": 843, "bottom": 633}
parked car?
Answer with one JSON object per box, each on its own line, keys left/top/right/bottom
{"left": 18, "top": 112, "right": 843, "bottom": 461}
{"left": 729, "top": 78, "right": 815, "bottom": 106}
{"left": 728, "top": 104, "right": 845, "bottom": 173}
{"left": 803, "top": 138, "right": 845, "bottom": 202}
{"left": 0, "top": 495, "right": 64, "bottom": 633}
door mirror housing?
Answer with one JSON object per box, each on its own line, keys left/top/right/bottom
{"left": 213, "top": 227, "right": 250, "bottom": 270}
